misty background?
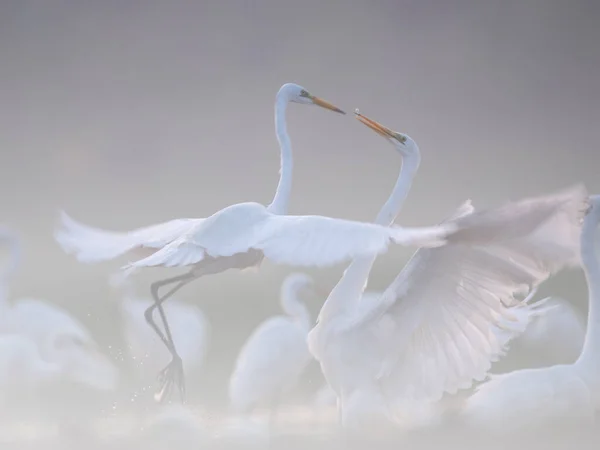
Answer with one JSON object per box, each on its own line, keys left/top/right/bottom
{"left": 0, "top": 0, "right": 599, "bottom": 409}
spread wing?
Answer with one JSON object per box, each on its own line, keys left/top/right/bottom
{"left": 343, "top": 184, "right": 588, "bottom": 411}
{"left": 55, "top": 211, "right": 202, "bottom": 263}
{"left": 123, "top": 204, "right": 457, "bottom": 272}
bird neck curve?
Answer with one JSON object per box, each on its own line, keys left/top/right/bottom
{"left": 317, "top": 151, "right": 420, "bottom": 322}
{"left": 267, "top": 93, "right": 293, "bottom": 215}
{"left": 281, "top": 283, "right": 311, "bottom": 331}
{"left": 576, "top": 206, "right": 600, "bottom": 380}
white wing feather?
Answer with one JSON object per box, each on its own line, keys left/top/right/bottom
{"left": 123, "top": 202, "right": 455, "bottom": 271}
{"left": 55, "top": 211, "right": 202, "bottom": 263}
{"left": 340, "top": 184, "right": 588, "bottom": 411}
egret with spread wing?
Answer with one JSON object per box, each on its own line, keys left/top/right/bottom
{"left": 458, "top": 195, "right": 600, "bottom": 432}
{"left": 54, "top": 84, "right": 457, "bottom": 402}
{"left": 307, "top": 111, "right": 589, "bottom": 430}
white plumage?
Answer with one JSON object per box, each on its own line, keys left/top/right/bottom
{"left": 0, "top": 229, "right": 119, "bottom": 392}
{"left": 229, "top": 273, "right": 314, "bottom": 417}
{"left": 458, "top": 194, "right": 600, "bottom": 432}
{"left": 494, "top": 296, "right": 585, "bottom": 371}
{"left": 121, "top": 202, "right": 455, "bottom": 273}
{"left": 52, "top": 83, "right": 354, "bottom": 400}
{"left": 308, "top": 112, "right": 590, "bottom": 429}
{"left": 59, "top": 202, "right": 455, "bottom": 277}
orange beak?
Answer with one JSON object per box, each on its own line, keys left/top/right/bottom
{"left": 354, "top": 109, "right": 394, "bottom": 138}
{"left": 312, "top": 96, "right": 346, "bottom": 115}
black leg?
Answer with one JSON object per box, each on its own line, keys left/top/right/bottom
{"left": 144, "top": 271, "right": 198, "bottom": 403}
{"left": 143, "top": 272, "right": 196, "bottom": 353}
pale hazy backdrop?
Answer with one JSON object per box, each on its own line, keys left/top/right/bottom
{"left": 1, "top": 0, "right": 599, "bottom": 408}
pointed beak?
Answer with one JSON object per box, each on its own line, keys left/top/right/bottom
{"left": 311, "top": 96, "right": 346, "bottom": 115}
{"left": 354, "top": 110, "right": 395, "bottom": 138}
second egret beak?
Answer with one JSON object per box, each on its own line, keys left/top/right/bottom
{"left": 312, "top": 96, "right": 346, "bottom": 115}
{"left": 354, "top": 109, "right": 395, "bottom": 138}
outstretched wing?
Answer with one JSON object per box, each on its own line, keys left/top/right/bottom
{"left": 251, "top": 214, "right": 455, "bottom": 267}
{"left": 55, "top": 211, "right": 202, "bottom": 263}
{"left": 123, "top": 203, "right": 457, "bottom": 272}
{"left": 344, "top": 184, "right": 588, "bottom": 410}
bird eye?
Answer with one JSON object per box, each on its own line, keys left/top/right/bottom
{"left": 300, "top": 90, "right": 310, "bottom": 97}
{"left": 397, "top": 134, "right": 407, "bottom": 144}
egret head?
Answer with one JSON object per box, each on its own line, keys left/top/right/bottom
{"left": 282, "top": 272, "right": 315, "bottom": 297}
{"left": 281, "top": 272, "right": 331, "bottom": 304}
{"left": 354, "top": 110, "right": 419, "bottom": 159}
{"left": 277, "top": 83, "right": 345, "bottom": 114}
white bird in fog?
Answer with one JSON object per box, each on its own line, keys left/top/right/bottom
{"left": 109, "top": 274, "right": 210, "bottom": 400}
{"left": 307, "top": 111, "right": 589, "bottom": 430}
{"left": 54, "top": 83, "right": 460, "bottom": 402}
{"left": 0, "top": 334, "right": 61, "bottom": 415}
{"left": 0, "top": 228, "right": 118, "bottom": 393}
{"left": 493, "top": 295, "right": 585, "bottom": 372}
{"left": 459, "top": 195, "right": 600, "bottom": 432}
{"left": 229, "top": 272, "right": 317, "bottom": 426}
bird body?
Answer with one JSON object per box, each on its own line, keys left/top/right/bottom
{"left": 461, "top": 365, "right": 595, "bottom": 431}
{"left": 308, "top": 112, "right": 590, "bottom": 429}
{"left": 0, "top": 230, "right": 119, "bottom": 392}
{"left": 60, "top": 201, "right": 455, "bottom": 277}
{"left": 229, "top": 316, "right": 311, "bottom": 413}
{"left": 53, "top": 85, "right": 457, "bottom": 402}
{"left": 53, "top": 83, "right": 351, "bottom": 401}
{"left": 229, "top": 273, "right": 314, "bottom": 416}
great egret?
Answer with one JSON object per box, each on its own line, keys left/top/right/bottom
{"left": 0, "top": 228, "right": 118, "bottom": 392}
{"left": 228, "top": 272, "right": 315, "bottom": 427}
{"left": 108, "top": 274, "right": 210, "bottom": 402}
{"left": 54, "top": 83, "right": 460, "bottom": 402}
{"left": 458, "top": 195, "right": 600, "bottom": 432}
{"left": 307, "top": 111, "right": 589, "bottom": 430}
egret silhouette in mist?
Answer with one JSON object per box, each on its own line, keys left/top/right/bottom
{"left": 54, "top": 83, "right": 461, "bottom": 402}
{"left": 459, "top": 195, "right": 600, "bottom": 432}
{"left": 0, "top": 228, "right": 118, "bottom": 421}
{"left": 228, "top": 272, "right": 315, "bottom": 427}
{"left": 307, "top": 111, "right": 589, "bottom": 430}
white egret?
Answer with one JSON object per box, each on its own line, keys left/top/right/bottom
{"left": 307, "top": 111, "right": 589, "bottom": 430}
{"left": 54, "top": 83, "right": 460, "bottom": 401}
{"left": 458, "top": 195, "right": 600, "bottom": 432}
{"left": 228, "top": 272, "right": 315, "bottom": 427}
{"left": 0, "top": 228, "right": 118, "bottom": 392}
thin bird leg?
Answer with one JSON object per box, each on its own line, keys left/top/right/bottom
{"left": 143, "top": 272, "right": 196, "bottom": 353}
{"left": 147, "top": 271, "right": 199, "bottom": 403}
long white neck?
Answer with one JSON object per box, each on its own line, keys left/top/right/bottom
{"left": 281, "top": 282, "right": 312, "bottom": 332}
{"left": 318, "top": 151, "right": 421, "bottom": 321}
{"left": 575, "top": 205, "right": 600, "bottom": 377}
{"left": 267, "top": 93, "right": 293, "bottom": 215}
